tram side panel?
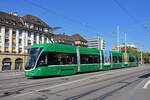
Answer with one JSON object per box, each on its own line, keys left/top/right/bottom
{"left": 127, "top": 53, "right": 138, "bottom": 67}
{"left": 52, "top": 45, "right": 78, "bottom": 76}
{"left": 79, "top": 47, "right": 101, "bottom": 72}
{"left": 110, "top": 52, "right": 124, "bottom": 69}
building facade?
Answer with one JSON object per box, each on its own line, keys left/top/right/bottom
{"left": 119, "top": 44, "right": 136, "bottom": 48}
{"left": 112, "top": 44, "right": 137, "bottom": 51}
{"left": 53, "top": 33, "right": 88, "bottom": 47}
{"left": 0, "top": 11, "right": 53, "bottom": 71}
{"left": 88, "top": 38, "right": 105, "bottom": 50}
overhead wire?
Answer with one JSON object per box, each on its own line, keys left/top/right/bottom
{"left": 24, "top": 0, "right": 150, "bottom": 37}
{"left": 112, "top": 0, "right": 150, "bottom": 37}
{"left": 24, "top": 0, "right": 150, "bottom": 51}
{"left": 112, "top": 0, "right": 150, "bottom": 52}
{"left": 24, "top": 0, "right": 97, "bottom": 33}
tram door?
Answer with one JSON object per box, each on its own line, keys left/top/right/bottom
{"left": 103, "top": 50, "right": 111, "bottom": 69}
{"left": 103, "top": 50, "right": 111, "bottom": 65}
{"left": 2, "top": 58, "right": 11, "bottom": 71}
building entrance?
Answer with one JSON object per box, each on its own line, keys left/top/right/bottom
{"left": 2, "top": 58, "right": 11, "bottom": 71}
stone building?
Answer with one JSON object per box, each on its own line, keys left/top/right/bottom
{"left": 71, "top": 34, "right": 88, "bottom": 47}
{"left": 0, "top": 11, "right": 53, "bottom": 71}
{"left": 53, "top": 33, "right": 88, "bottom": 47}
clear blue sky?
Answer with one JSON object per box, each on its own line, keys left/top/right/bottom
{"left": 0, "top": 0, "right": 150, "bottom": 51}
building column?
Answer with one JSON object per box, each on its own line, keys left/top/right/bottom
{"left": 11, "top": 57, "right": 15, "bottom": 70}
{"left": 51, "top": 36, "right": 54, "bottom": 43}
{"left": 0, "top": 27, "right": 2, "bottom": 49}
{"left": 22, "top": 30, "right": 25, "bottom": 53}
{"left": 1, "top": 26, "right": 5, "bottom": 52}
{"left": 22, "top": 55, "right": 28, "bottom": 70}
{"left": 42, "top": 34, "right": 44, "bottom": 44}
{"left": 22, "top": 56, "right": 26, "bottom": 70}
{"left": 36, "top": 33, "right": 39, "bottom": 44}
{"left": 0, "top": 58, "right": 2, "bottom": 71}
{"left": 16, "top": 29, "right": 19, "bottom": 53}
{"left": 9, "top": 28, "right": 12, "bottom": 53}
{"left": 31, "top": 32, "right": 34, "bottom": 45}
{"left": 47, "top": 38, "right": 50, "bottom": 43}
{"left": 25, "top": 31, "right": 28, "bottom": 53}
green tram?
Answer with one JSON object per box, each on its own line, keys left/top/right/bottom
{"left": 24, "top": 43, "right": 138, "bottom": 77}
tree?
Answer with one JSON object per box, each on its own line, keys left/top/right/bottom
{"left": 121, "top": 46, "right": 138, "bottom": 54}
{"left": 143, "top": 52, "right": 150, "bottom": 62}
{"left": 121, "top": 46, "right": 150, "bottom": 62}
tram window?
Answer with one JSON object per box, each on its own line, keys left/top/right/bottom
{"left": 66, "top": 56, "right": 71, "bottom": 64}
{"left": 61, "top": 57, "right": 67, "bottom": 64}
{"left": 37, "top": 52, "right": 48, "bottom": 66}
{"left": 88, "top": 55, "right": 94, "bottom": 64}
{"left": 60, "top": 53, "right": 77, "bottom": 64}
{"left": 102, "top": 55, "right": 104, "bottom": 63}
{"left": 94, "top": 56, "right": 100, "bottom": 63}
{"left": 113, "top": 56, "right": 118, "bottom": 63}
{"left": 129, "top": 57, "right": 135, "bottom": 62}
{"left": 71, "top": 55, "right": 77, "bottom": 64}
{"left": 80, "top": 54, "right": 89, "bottom": 64}
{"left": 80, "top": 54, "right": 100, "bottom": 64}
{"left": 118, "top": 56, "right": 122, "bottom": 63}
{"left": 110, "top": 55, "right": 112, "bottom": 63}
{"left": 48, "top": 52, "right": 58, "bottom": 65}
{"left": 47, "top": 52, "right": 77, "bottom": 65}
{"left": 37, "top": 52, "right": 58, "bottom": 66}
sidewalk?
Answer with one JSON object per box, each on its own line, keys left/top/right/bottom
{"left": 0, "top": 70, "right": 24, "bottom": 73}
{"left": 129, "top": 75, "right": 150, "bottom": 100}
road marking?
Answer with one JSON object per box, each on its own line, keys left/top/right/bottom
{"left": 129, "top": 77, "right": 150, "bottom": 100}
{"left": 143, "top": 80, "right": 150, "bottom": 89}
{"left": 14, "top": 91, "right": 33, "bottom": 97}
{"left": 14, "top": 67, "right": 145, "bottom": 97}
{"left": 14, "top": 72, "right": 108, "bottom": 97}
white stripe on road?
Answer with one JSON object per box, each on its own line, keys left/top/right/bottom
{"left": 14, "top": 72, "right": 108, "bottom": 97}
{"left": 143, "top": 80, "right": 150, "bottom": 89}
{"left": 14, "top": 67, "right": 139, "bottom": 98}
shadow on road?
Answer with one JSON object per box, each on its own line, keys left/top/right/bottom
{"left": 139, "top": 73, "right": 150, "bottom": 78}
{"left": 27, "top": 75, "right": 61, "bottom": 80}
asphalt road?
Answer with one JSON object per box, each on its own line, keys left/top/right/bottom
{"left": 0, "top": 64, "right": 150, "bottom": 100}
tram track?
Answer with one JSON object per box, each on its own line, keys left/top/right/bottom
{"left": 0, "top": 78, "right": 66, "bottom": 93}
{"left": 39, "top": 68, "right": 150, "bottom": 97}
{"left": 64, "top": 71, "right": 149, "bottom": 100}
{"left": 0, "top": 72, "right": 25, "bottom": 82}
{"left": 0, "top": 76, "right": 26, "bottom": 82}
{"left": 0, "top": 67, "right": 149, "bottom": 99}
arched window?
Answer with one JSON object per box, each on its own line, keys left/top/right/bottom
{"left": 2, "top": 58, "right": 11, "bottom": 71}
{"left": 15, "top": 58, "right": 23, "bottom": 70}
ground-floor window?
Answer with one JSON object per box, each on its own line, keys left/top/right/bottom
{"left": 15, "top": 58, "right": 23, "bottom": 70}
{"left": 2, "top": 58, "right": 11, "bottom": 71}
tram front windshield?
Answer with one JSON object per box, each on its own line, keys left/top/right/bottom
{"left": 25, "top": 47, "right": 43, "bottom": 70}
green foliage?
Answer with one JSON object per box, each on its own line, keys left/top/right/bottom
{"left": 143, "top": 52, "right": 150, "bottom": 62}
{"left": 121, "top": 46, "right": 150, "bottom": 62}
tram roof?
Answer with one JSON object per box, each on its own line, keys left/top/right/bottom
{"left": 32, "top": 43, "right": 77, "bottom": 53}
{"left": 31, "top": 43, "right": 138, "bottom": 56}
